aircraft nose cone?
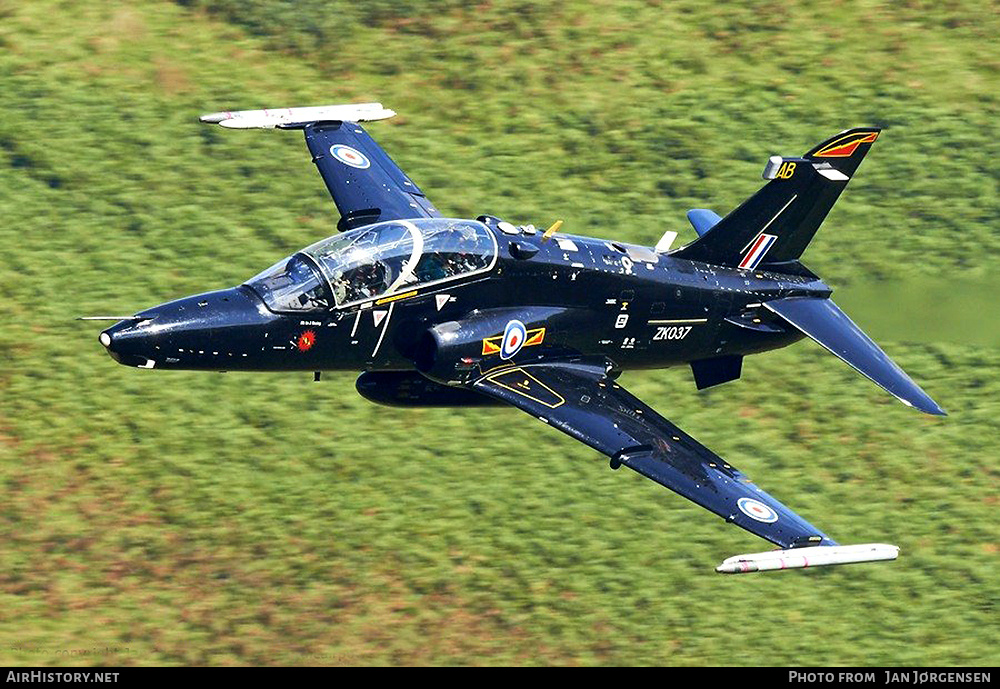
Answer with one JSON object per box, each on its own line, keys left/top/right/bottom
{"left": 100, "top": 317, "right": 158, "bottom": 368}
{"left": 100, "top": 287, "right": 275, "bottom": 369}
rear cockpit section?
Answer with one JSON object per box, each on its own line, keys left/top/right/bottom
{"left": 247, "top": 218, "right": 498, "bottom": 313}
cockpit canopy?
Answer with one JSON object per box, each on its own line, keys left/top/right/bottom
{"left": 247, "top": 218, "right": 498, "bottom": 312}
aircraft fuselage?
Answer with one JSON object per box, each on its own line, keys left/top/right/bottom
{"left": 102, "top": 222, "right": 829, "bottom": 382}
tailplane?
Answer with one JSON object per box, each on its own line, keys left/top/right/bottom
{"left": 674, "top": 128, "right": 881, "bottom": 270}
{"left": 763, "top": 296, "right": 945, "bottom": 416}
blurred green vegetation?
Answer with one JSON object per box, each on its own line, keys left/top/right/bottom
{"left": 0, "top": 0, "right": 997, "bottom": 666}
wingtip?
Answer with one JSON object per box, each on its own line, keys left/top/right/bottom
{"left": 900, "top": 395, "right": 947, "bottom": 417}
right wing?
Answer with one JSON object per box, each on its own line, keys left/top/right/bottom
{"left": 472, "top": 361, "right": 836, "bottom": 550}
{"left": 200, "top": 103, "right": 441, "bottom": 231}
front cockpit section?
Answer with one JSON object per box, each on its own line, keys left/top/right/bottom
{"left": 247, "top": 218, "right": 498, "bottom": 313}
{"left": 248, "top": 253, "right": 331, "bottom": 312}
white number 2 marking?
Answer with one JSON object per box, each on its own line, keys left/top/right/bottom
{"left": 653, "top": 326, "right": 692, "bottom": 341}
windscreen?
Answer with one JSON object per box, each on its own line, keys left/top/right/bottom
{"left": 246, "top": 253, "right": 332, "bottom": 312}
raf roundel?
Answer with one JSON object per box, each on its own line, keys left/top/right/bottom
{"left": 500, "top": 320, "right": 528, "bottom": 360}
{"left": 329, "top": 144, "right": 371, "bottom": 169}
{"left": 737, "top": 497, "right": 779, "bottom": 523}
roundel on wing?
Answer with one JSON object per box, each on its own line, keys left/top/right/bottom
{"left": 737, "top": 497, "right": 779, "bottom": 523}
{"left": 329, "top": 144, "right": 371, "bottom": 169}
{"left": 500, "top": 320, "right": 528, "bottom": 360}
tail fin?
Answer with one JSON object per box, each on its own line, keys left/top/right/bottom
{"left": 674, "top": 127, "right": 881, "bottom": 270}
{"left": 763, "top": 296, "right": 945, "bottom": 416}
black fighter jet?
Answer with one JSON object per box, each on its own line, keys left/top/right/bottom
{"left": 91, "top": 103, "right": 944, "bottom": 573}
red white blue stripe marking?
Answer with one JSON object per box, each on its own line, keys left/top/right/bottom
{"left": 738, "top": 233, "right": 777, "bottom": 270}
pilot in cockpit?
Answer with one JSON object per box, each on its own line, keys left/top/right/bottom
{"left": 333, "top": 260, "right": 391, "bottom": 303}
{"left": 450, "top": 225, "right": 483, "bottom": 273}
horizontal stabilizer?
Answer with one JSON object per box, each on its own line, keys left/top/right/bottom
{"left": 716, "top": 543, "right": 899, "bottom": 574}
{"left": 764, "top": 297, "right": 945, "bottom": 415}
{"left": 199, "top": 103, "right": 396, "bottom": 129}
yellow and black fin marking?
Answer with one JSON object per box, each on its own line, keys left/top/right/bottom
{"left": 811, "top": 130, "right": 879, "bottom": 159}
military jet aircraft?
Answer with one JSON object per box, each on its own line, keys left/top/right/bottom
{"left": 90, "top": 103, "right": 944, "bottom": 573}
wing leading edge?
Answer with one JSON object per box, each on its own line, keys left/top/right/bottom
{"left": 472, "top": 361, "right": 836, "bottom": 550}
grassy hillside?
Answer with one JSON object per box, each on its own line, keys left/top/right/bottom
{"left": 1, "top": 0, "right": 998, "bottom": 666}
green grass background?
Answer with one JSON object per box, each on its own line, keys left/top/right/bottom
{"left": 1, "top": 0, "right": 997, "bottom": 666}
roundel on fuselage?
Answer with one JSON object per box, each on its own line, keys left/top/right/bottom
{"left": 500, "top": 320, "right": 528, "bottom": 360}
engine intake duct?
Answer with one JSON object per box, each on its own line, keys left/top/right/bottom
{"left": 413, "top": 306, "right": 570, "bottom": 383}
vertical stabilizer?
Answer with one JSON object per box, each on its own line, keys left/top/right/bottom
{"left": 674, "top": 128, "right": 881, "bottom": 270}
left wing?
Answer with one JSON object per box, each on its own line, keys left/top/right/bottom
{"left": 200, "top": 103, "right": 441, "bottom": 231}
{"left": 472, "top": 361, "right": 835, "bottom": 550}
{"left": 303, "top": 121, "right": 441, "bottom": 231}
